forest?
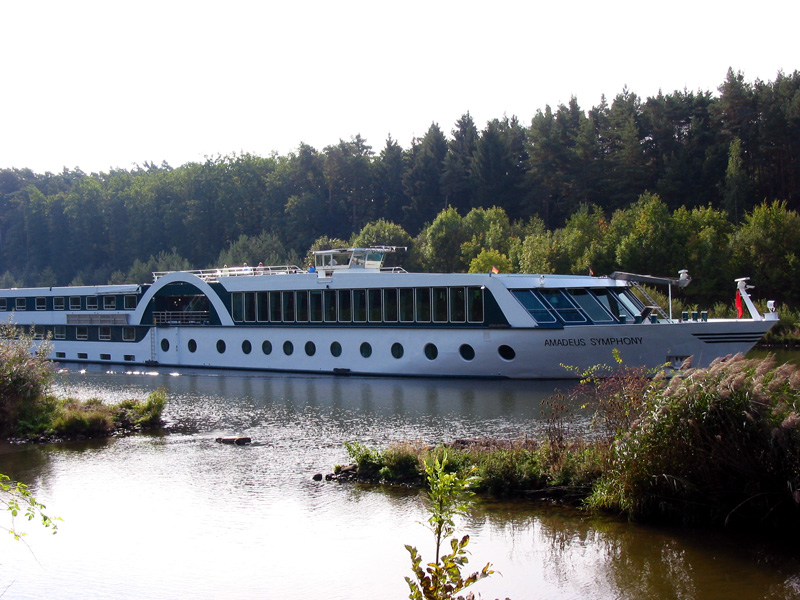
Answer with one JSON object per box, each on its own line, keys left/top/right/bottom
{"left": 0, "top": 68, "right": 799, "bottom": 309}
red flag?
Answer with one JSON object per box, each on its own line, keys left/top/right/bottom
{"left": 491, "top": 266, "right": 500, "bottom": 274}
{"left": 735, "top": 289, "right": 743, "bottom": 318}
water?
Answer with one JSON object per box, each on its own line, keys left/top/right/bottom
{"left": 1, "top": 366, "right": 799, "bottom": 600}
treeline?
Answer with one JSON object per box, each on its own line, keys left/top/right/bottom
{"left": 0, "top": 69, "right": 798, "bottom": 304}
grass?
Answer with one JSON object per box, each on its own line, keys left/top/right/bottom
{"left": 13, "top": 389, "right": 169, "bottom": 440}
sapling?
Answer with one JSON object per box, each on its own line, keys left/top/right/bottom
{"left": 404, "top": 452, "right": 502, "bottom": 600}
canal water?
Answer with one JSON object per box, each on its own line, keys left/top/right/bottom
{"left": 1, "top": 366, "right": 799, "bottom": 600}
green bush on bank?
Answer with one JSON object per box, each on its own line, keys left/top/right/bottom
{"left": 0, "top": 323, "right": 168, "bottom": 439}
{"left": 345, "top": 354, "right": 800, "bottom": 532}
{"left": 588, "top": 354, "right": 800, "bottom": 529}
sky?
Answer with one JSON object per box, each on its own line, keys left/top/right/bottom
{"left": 1, "top": 0, "right": 797, "bottom": 174}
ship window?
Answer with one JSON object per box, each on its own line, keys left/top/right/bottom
{"left": 283, "top": 340, "right": 294, "bottom": 355}
{"left": 416, "top": 288, "right": 431, "bottom": 322}
{"left": 124, "top": 354, "right": 135, "bottom": 361}
{"left": 104, "top": 296, "right": 116, "bottom": 310}
{"left": 296, "top": 291, "right": 309, "bottom": 322}
{"left": 244, "top": 292, "right": 256, "bottom": 322}
{"left": 368, "top": 289, "right": 382, "bottom": 322}
{"left": 433, "top": 288, "right": 448, "bottom": 323}
{"left": 56, "top": 352, "right": 66, "bottom": 358}
{"left": 498, "top": 345, "right": 516, "bottom": 360}
{"left": 161, "top": 338, "right": 169, "bottom": 351}
{"left": 352, "top": 290, "right": 366, "bottom": 322}
{"left": 123, "top": 327, "right": 136, "bottom": 342}
{"left": 611, "top": 289, "right": 643, "bottom": 317}
{"left": 257, "top": 292, "right": 269, "bottom": 322}
{"left": 305, "top": 341, "right": 316, "bottom": 356}
{"left": 324, "top": 290, "right": 337, "bottom": 322}
{"left": 70, "top": 296, "right": 81, "bottom": 310}
{"left": 449, "top": 287, "right": 465, "bottom": 322}
{"left": 232, "top": 293, "right": 243, "bottom": 322}
{"left": 86, "top": 296, "right": 98, "bottom": 310}
{"left": 0, "top": 299, "right": 6, "bottom": 311}
{"left": 384, "top": 288, "right": 398, "bottom": 322}
{"left": 360, "top": 342, "right": 372, "bottom": 358}
{"left": 467, "top": 287, "right": 484, "bottom": 323}
{"left": 567, "top": 289, "right": 615, "bottom": 323}
{"left": 15, "top": 298, "right": 26, "bottom": 311}
{"left": 124, "top": 295, "right": 137, "bottom": 310}
{"left": 459, "top": 344, "right": 475, "bottom": 361}
{"left": 76, "top": 326, "right": 88, "bottom": 340}
{"left": 539, "top": 290, "right": 585, "bottom": 323}
{"left": 100, "top": 327, "right": 111, "bottom": 341}
{"left": 424, "top": 343, "right": 438, "bottom": 360}
{"left": 282, "top": 291, "right": 295, "bottom": 322}
{"left": 54, "top": 326, "right": 66, "bottom": 340}
{"left": 399, "top": 289, "right": 414, "bottom": 322}
{"left": 34, "top": 326, "right": 44, "bottom": 340}
{"left": 54, "top": 297, "right": 65, "bottom": 310}
{"left": 36, "top": 297, "right": 46, "bottom": 311}
{"left": 391, "top": 342, "right": 404, "bottom": 359}
{"left": 188, "top": 338, "right": 197, "bottom": 352}
{"left": 338, "top": 290, "right": 351, "bottom": 322}
{"left": 310, "top": 291, "right": 323, "bottom": 322}
{"left": 100, "top": 353, "right": 111, "bottom": 361}
{"left": 216, "top": 339, "right": 226, "bottom": 353}
{"left": 511, "top": 290, "right": 556, "bottom": 323}
{"left": 330, "top": 341, "right": 342, "bottom": 357}
{"left": 77, "top": 352, "right": 88, "bottom": 359}
{"left": 242, "top": 340, "right": 252, "bottom": 354}
{"left": 262, "top": 340, "right": 272, "bottom": 355}
{"left": 270, "top": 291, "right": 282, "bottom": 322}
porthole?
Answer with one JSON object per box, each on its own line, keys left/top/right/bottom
{"left": 305, "top": 341, "right": 316, "bottom": 356}
{"left": 330, "top": 341, "right": 342, "bottom": 357}
{"left": 498, "top": 344, "right": 516, "bottom": 361}
{"left": 160, "top": 339, "right": 170, "bottom": 352}
{"left": 216, "top": 339, "right": 226, "bottom": 354}
{"left": 424, "top": 343, "right": 438, "bottom": 360}
{"left": 360, "top": 342, "right": 372, "bottom": 358}
{"left": 188, "top": 339, "right": 197, "bottom": 353}
{"left": 283, "top": 341, "right": 294, "bottom": 355}
{"left": 262, "top": 340, "right": 272, "bottom": 355}
{"left": 391, "top": 342, "right": 404, "bottom": 359}
{"left": 242, "top": 340, "right": 252, "bottom": 354}
{"left": 459, "top": 344, "right": 475, "bottom": 361}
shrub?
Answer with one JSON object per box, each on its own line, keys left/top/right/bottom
{"left": 588, "top": 354, "right": 800, "bottom": 530}
{"left": 0, "top": 324, "right": 54, "bottom": 435}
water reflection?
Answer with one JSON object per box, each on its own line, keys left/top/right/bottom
{"left": 0, "top": 365, "right": 797, "bottom": 600}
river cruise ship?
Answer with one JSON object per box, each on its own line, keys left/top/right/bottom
{"left": 0, "top": 247, "right": 779, "bottom": 379}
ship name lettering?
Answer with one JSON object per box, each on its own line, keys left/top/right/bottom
{"left": 589, "top": 336, "right": 643, "bottom": 346}
{"left": 544, "top": 338, "right": 586, "bottom": 347}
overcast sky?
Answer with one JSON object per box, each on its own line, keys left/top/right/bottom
{"left": 1, "top": 0, "right": 797, "bottom": 174}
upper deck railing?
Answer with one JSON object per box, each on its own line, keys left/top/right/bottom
{"left": 153, "top": 265, "right": 304, "bottom": 283}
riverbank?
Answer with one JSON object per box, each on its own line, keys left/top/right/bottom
{"left": 331, "top": 354, "right": 800, "bottom": 534}
{"left": 0, "top": 324, "right": 167, "bottom": 442}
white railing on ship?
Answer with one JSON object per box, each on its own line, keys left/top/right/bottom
{"left": 152, "top": 311, "right": 210, "bottom": 325}
{"left": 153, "top": 265, "right": 304, "bottom": 282}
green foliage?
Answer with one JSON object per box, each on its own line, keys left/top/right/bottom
{"left": 588, "top": 354, "right": 800, "bottom": 529}
{"left": 0, "top": 324, "right": 54, "bottom": 435}
{"left": 215, "top": 231, "right": 299, "bottom": 270}
{"left": 468, "top": 249, "right": 512, "bottom": 274}
{"left": 115, "top": 389, "right": 168, "bottom": 429}
{"left": 728, "top": 200, "right": 800, "bottom": 303}
{"left": 405, "top": 453, "right": 496, "bottom": 600}
{"left": 1, "top": 473, "right": 59, "bottom": 540}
